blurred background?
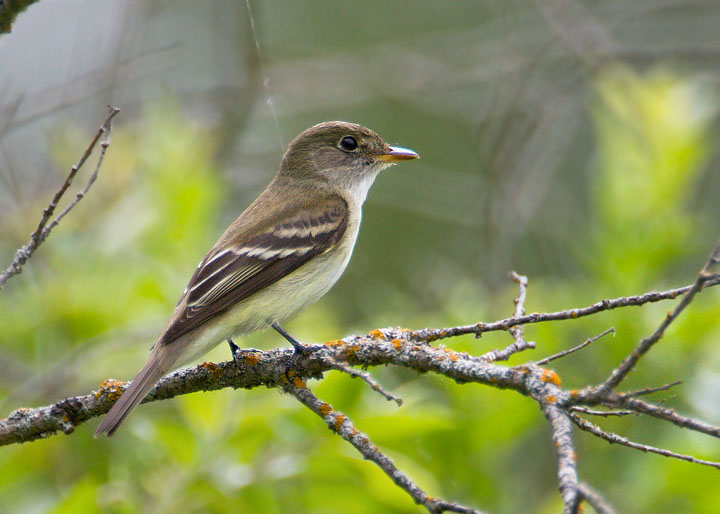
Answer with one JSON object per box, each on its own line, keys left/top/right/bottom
{"left": 1, "top": 1, "right": 720, "bottom": 512}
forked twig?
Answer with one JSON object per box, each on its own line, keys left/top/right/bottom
{"left": 0, "top": 106, "right": 120, "bottom": 290}
{"left": 481, "top": 271, "right": 536, "bottom": 362}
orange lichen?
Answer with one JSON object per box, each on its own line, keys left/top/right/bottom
{"left": 570, "top": 389, "right": 579, "bottom": 399}
{"left": 391, "top": 339, "right": 403, "bottom": 350}
{"left": 95, "top": 379, "right": 127, "bottom": 401}
{"left": 319, "top": 403, "right": 332, "bottom": 417}
{"left": 442, "top": 348, "right": 459, "bottom": 362}
{"left": 334, "top": 414, "right": 347, "bottom": 431}
{"left": 14, "top": 408, "right": 31, "bottom": 416}
{"left": 200, "top": 361, "right": 224, "bottom": 379}
{"left": 325, "top": 339, "right": 344, "bottom": 348}
{"left": 243, "top": 353, "right": 262, "bottom": 365}
{"left": 293, "top": 377, "right": 306, "bottom": 388}
{"left": 541, "top": 369, "right": 562, "bottom": 386}
{"left": 571, "top": 310, "right": 579, "bottom": 318}
{"left": 546, "top": 395, "right": 557, "bottom": 403}
{"left": 368, "top": 329, "right": 386, "bottom": 340}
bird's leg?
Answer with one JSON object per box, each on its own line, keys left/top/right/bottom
{"left": 271, "top": 322, "right": 308, "bottom": 377}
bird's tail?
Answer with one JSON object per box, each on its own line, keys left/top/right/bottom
{"left": 94, "top": 351, "right": 171, "bottom": 438}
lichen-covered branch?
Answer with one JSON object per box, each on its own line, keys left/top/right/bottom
{"left": 0, "top": 333, "right": 525, "bottom": 446}
{"left": 2, "top": 252, "right": 720, "bottom": 513}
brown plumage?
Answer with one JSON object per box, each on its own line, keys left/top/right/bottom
{"left": 94, "top": 121, "right": 418, "bottom": 437}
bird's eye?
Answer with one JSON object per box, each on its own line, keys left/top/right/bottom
{"left": 340, "top": 136, "right": 358, "bottom": 151}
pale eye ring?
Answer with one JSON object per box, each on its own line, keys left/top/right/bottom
{"left": 339, "top": 136, "right": 358, "bottom": 151}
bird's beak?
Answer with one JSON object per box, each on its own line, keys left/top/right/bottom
{"left": 378, "top": 146, "right": 420, "bottom": 162}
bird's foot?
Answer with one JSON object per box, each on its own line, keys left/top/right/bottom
{"left": 271, "top": 322, "right": 309, "bottom": 381}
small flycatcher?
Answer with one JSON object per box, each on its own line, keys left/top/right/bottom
{"left": 95, "top": 121, "right": 419, "bottom": 437}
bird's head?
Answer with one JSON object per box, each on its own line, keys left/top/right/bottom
{"left": 278, "top": 121, "right": 419, "bottom": 200}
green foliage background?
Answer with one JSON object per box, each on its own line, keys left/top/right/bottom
{"left": 1, "top": 2, "right": 720, "bottom": 513}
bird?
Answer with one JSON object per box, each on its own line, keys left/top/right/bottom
{"left": 94, "top": 121, "right": 419, "bottom": 437}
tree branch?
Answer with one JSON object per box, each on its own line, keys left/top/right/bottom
{"left": 409, "top": 274, "right": 720, "bottom": 342}
{"left": 568, "top": 412, "right": 720, "bottom": 470}
{"left": 578, "top": 482, "right": 617, "bottom": 514}
{"left": 2, "top": 247, "right": 720, "bottom": 512}
{"left": 536, "top": 327, "right": 615, "bottom": 365}
{"left": 481, "top": 271, "right": 536, "bottom": 362}
{"left": 284, "top": 379, "right": 480, "bottom": 514}
{"left": 595, "top": 239, "right": 720, "bottom": 392}
{"left": 0, "top": 106, "right": 120, "bottom": 290}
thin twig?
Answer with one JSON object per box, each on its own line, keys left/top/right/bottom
{"left": 408, "top": 274, "right": 720, "bottom": 343}
{"left": 578, "top": 482, "right": 617, "bottom": 514}
{"left": 569, "top": 412, "right": 720, "bottom": 470}
{"left": 536, "top": 327, "right": 615, "bottom": 365}
{"left": 481, "top": 271, "right": 536, "bottom": 362}
{"left": 569, "top": 406, "right": 635, "bottom": 417}
{"left": 607, "top": 397, "right": 720, "bottom": 439}
{"left": 0, "top": 106, "right": 120, "bottom": 290}
{"left": 597, "top": 240, "right": 720, "bottom": 392}
{"left": 328, "top": 361, "right": 402, "bottom": 406}
{"left": 618, "top": 380, "right": 683, "bottom": 399}
{"left": 284, "top": 380, "right": 483, "bottom": 514}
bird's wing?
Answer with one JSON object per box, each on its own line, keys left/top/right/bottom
{"left": 159, "top": 195, "right": 348, "bottom": 344}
